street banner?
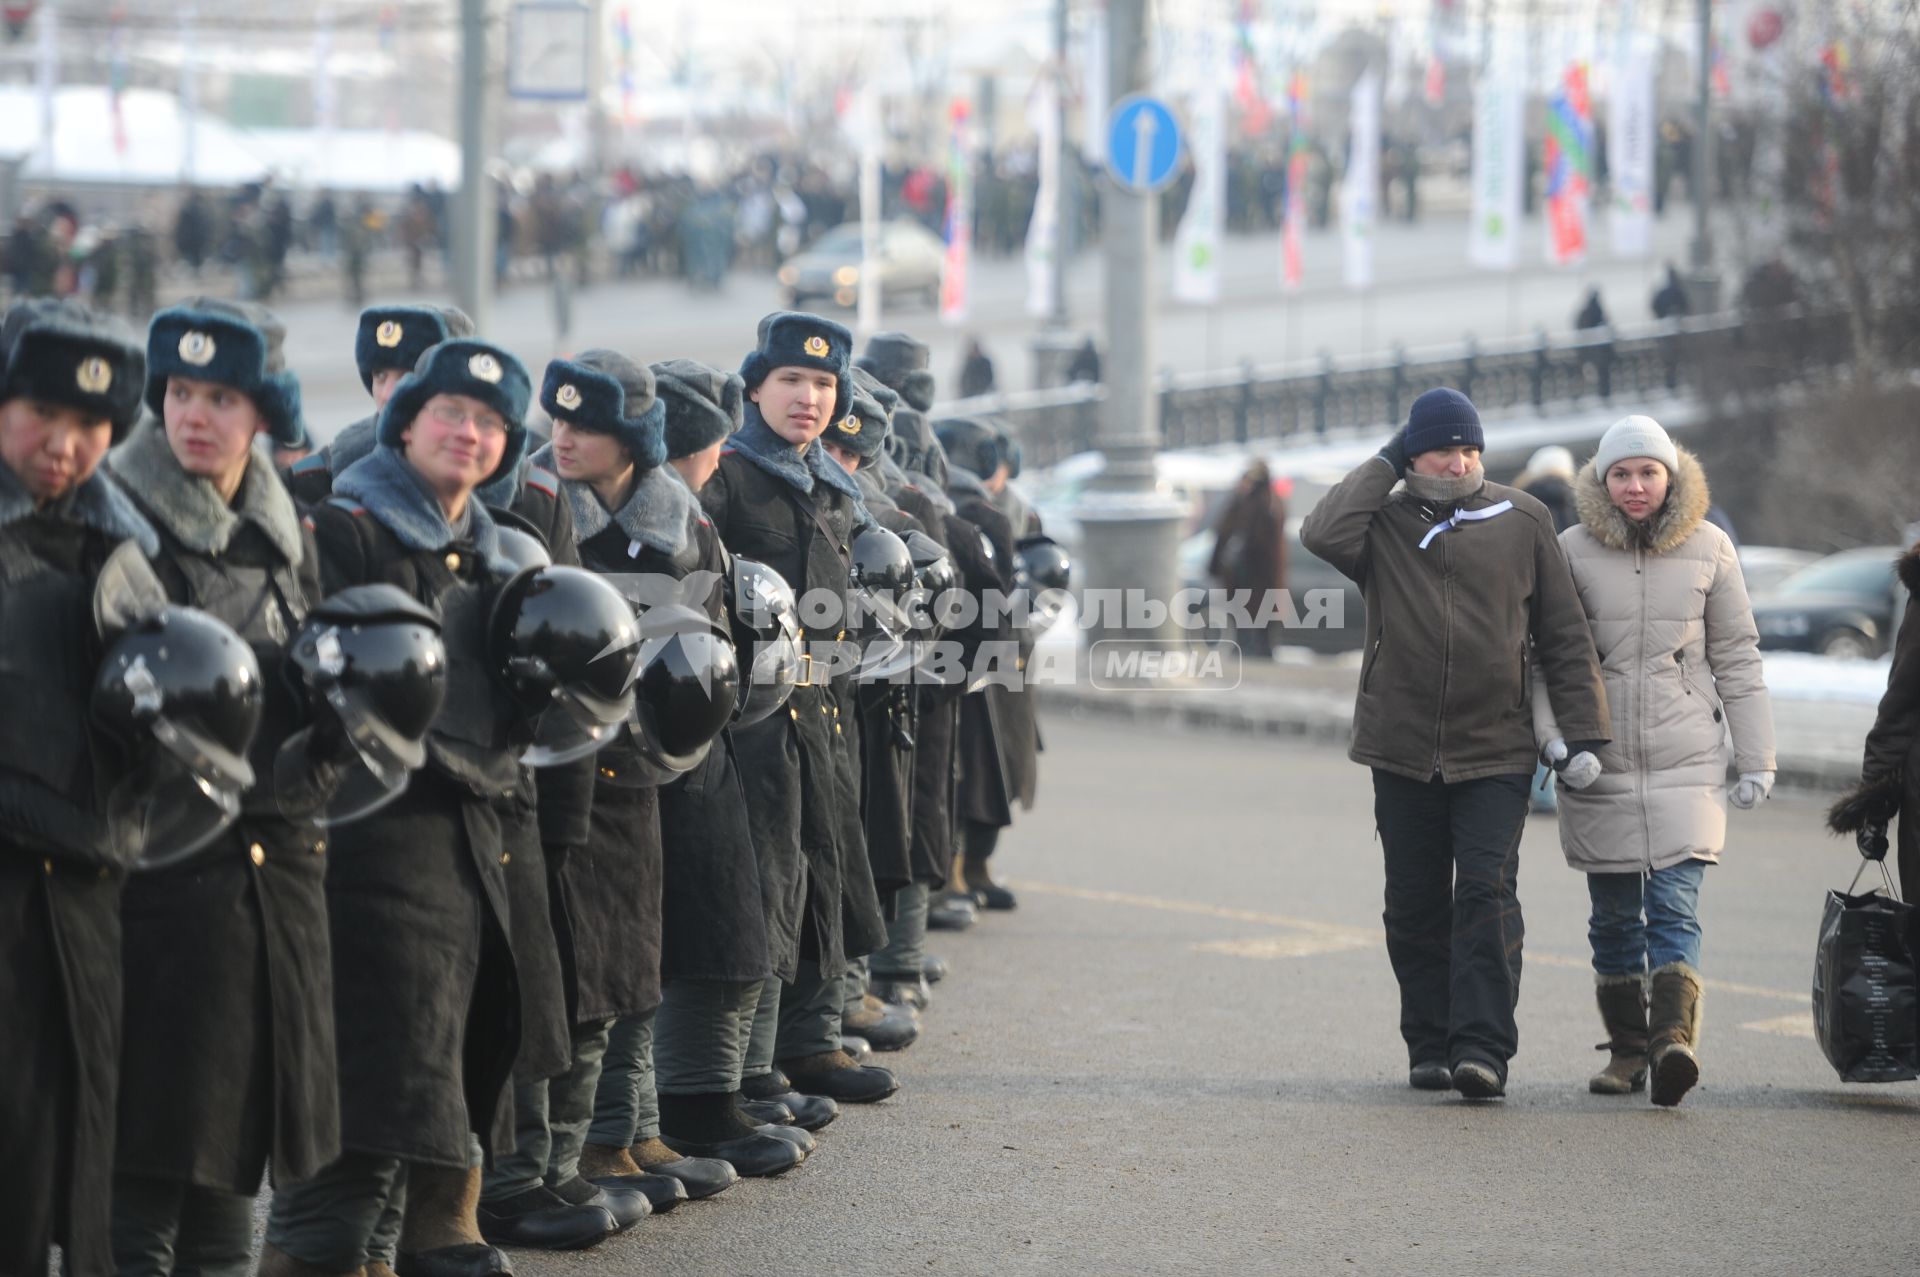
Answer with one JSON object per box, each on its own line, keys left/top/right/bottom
{"left": 1173, "top": 40, "right": 1226, "bottom": 304}
{"left": 1467, "top": 67, "right": 1523, "bottom": 270}
{"left": 1025, "top": 72, "right": 1061, "bottom": 318}
{"left": 1282, "top": 71, "right": 1308, "bottom": 291}
{"left": 939, "top": 99, "right": 973, "bottom": 325}
{"left": 1607, "top": 40, "right": 1655, "bottom": 258}
{"left": 1542, "top": 61, "right": 1593, "bottom": 267}
{"left": 1341, "top": 68, "right": 1380, "bottom": 291}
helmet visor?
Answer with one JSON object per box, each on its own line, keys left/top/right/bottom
{"left": 113, "top": 745, "right": 244, "bottom": 872}
{"left": 521, "top": 685, "right": 628, "bottom": 767}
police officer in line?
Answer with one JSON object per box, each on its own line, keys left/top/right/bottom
{"left": 700, "top": 312, "right": 899, "bottom": 1104}
{"left": 262, "top": 339, "right": 542, "bottom": 1277}
{"left": 935, "top": 415, "right": 1037, "bottom": 914}
{"left": 286, "top": 304, "right": 471, "bottom": 506}
{"left": 818, "top": 372, "right": 927, "bottom": 1052}
{"left": 0, "top": 299, "right": 158, "bottom": 1277}
{"left": 105, "top": 301, "right": 345, "bottom": 1275}
{"left": 644, "top": 357, "right": 847, "bottom": 1138}
{"left": 857, "top": 331, "right": 983, "bottom": 939}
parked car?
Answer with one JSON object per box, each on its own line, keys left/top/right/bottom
{"left": 1737, "top": 546, "right": 1821, "bottom": 597}
{"left": 777, "top": 220, "right": 946, "bottom": 309}
{"left": 1751, "top": 546, "right": 1903, "bottom": 659}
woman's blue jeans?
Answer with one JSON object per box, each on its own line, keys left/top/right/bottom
{"left": 1587, "top": 859, "right": 1706, "bottom": 975}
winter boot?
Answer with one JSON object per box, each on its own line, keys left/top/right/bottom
{"left": 741, "top": 1069, "right": 840, "bottom": 1131}
{"left": 1648, "top": 962, "right": 1704, "bottom": 1107}
{"left": 630, "top": 1136, "right": 739, "bottom": 1199}
{"left": 1589, "top": 974, "right": 1649, "bottom": 1095}
{"left": 396, "top": 1167, "right": 514, "bottom": 1277}
{"left": 964, "top": 856, "right": 1017, "bottom": 910}
{"left": 257, "top": 1245, "right": 361, "bottom": 1277}
{"left": 657, "top": 1091, "right": 805, "bottom": 1177}
{"left": 779, "top": 1049, "right": 900, "bottom": 1104}
{"left": 843, "top": 993, "right": 919, "bottom": 1051}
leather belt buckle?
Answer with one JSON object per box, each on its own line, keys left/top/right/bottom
{"left": 793, "top": 652, "right": 816, "bottom": 688}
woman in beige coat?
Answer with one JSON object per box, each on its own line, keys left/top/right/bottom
{"left": 1534, "top": 415, "right": 1775, "bottom": 1106}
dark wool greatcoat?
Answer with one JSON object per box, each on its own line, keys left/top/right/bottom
{"left": 700, "top": 451, "right": 885, "bottom": 979}
{"left": 0, "top": 462, "right": 153, "bottom": 1277}
{"left": 308, "top": 472, "right": 525, "bottom": 1167}
{"left": 107, "top": 423, "right": 341, "bottom": 1193}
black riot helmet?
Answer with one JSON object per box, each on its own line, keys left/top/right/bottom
{"left": 903, "top": 529, "right": 956, "bottom": 639}
{"left": 602, "top": 603, "right": 741, "bottom": 787}
{"left": 281, "top": 584, "right": 447, "bottom": 825}
{"left": 489, "top": 564, "right": 640, "bottom": 765}
{"left": 491, "top": 510, "right": 554, "bottom": 576}
{"left": 728, "top": 556, "right": 802, "bottom": 726}
{"left": 1014, "top": 533, "right": 1072, "bottom": 633}
{"left": 848, "top": 525, "right": 916, "bottom": 680}
{"left": 92, "top": 606, "right": 264, "bottom": 869}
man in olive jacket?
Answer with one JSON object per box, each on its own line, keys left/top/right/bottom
{"left": 1302, "top": 387, "right": 1608, "bottom": 1099}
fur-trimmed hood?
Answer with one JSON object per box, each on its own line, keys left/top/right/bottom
{"left": 108, "top": 416, "right": 305, "bottom": 565}
{"left": 1573, "top": 444, "right": 1711, "bottom": 555}
{"left": 0, "top": 455, "right": 157, "bottom": 560}
{"left": 1898, "top": 543, "right": 1920, "bottom": 596}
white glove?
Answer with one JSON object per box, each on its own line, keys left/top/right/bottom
{"left": 1544, "top": 737, "right": 1602, "bottom": 790}
{"left": 1729, "top": 771, "right": 1775, "bottom": 810}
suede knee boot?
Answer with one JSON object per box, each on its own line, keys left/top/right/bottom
{"left": 1648, "top": 962, "right": 1704, "bottom": 1107}
{"left": 1589, "top": 974, "right": 1649, "bottom": 1095}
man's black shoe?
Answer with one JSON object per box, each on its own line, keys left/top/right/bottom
{"left": 1409, "top": 1062, "right": 1452, "bottom": 1091}
{"left": 920, "top": 954, "right": 949, "bottom": 983}
{"left": 869, "top": 973, "right": 932, "bottom": 1012}
{"left": 740, "top": 1072, "right": 840, "bottom": 1131}
{"left": 477, "top": 1186, "right": 615, "bottom": 1251}
{"left": 1451, "top": 1060, "right": 1506, "bottom": 1100}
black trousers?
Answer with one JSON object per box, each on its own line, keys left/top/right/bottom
{"left": 1371, "top": 770, "right": 1530, "bottom": 1079}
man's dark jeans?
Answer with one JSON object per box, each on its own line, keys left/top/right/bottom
{"left": 1371, "top": 770, "right": 1531, "bottom": 1081}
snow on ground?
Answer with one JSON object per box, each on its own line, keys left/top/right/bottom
{"left": 1762, "top": 651, "right": 1892, "bottom": 705}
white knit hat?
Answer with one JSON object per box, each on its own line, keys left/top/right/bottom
{"left": 1593, "top": 414, "right": 1678, "bottom": 475}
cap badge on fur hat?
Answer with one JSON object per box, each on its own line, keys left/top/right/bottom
{"left": 555, "top": 382, "right": 582, "bottom": 411}
{"left": 376, "top": 320, "right": 404, "bottom": 348}
{"left": 840, "top": 414, "right": 862, "bottom": 436}
{"left": 76, "top": 357, "right": 112, "bottom": 394}
{"left": 178, "top": 331, "right": 216, "bottom": 366}
{"left": 804, "top": 335, "right": 829, "bottom": 358}
{"left": 468, "top": 352, "right": 503, "bottom": 383}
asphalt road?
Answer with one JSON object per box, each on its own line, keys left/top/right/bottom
{"left": 265, "top": 210, "right": 1697, "bottom": 448}
{"left": 528, "top": 710, "right": 1919, "bottom": 1277}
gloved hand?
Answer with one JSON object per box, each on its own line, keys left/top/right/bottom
{"left": 1376, "top": 426, "right": 1411, "bottom": 479}
{"left": 1858, "top": 823, "right": 1891, "bottom": 861}
{"left": 1728, "top": 770, "right": 1775, "bottom": 810}
{"left": 1544, "top": 738, "right": 1603, "bottom": 791}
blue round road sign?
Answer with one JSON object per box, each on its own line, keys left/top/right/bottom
{"left": 1105, "top": 94, "right": 1183, "bottom": 193}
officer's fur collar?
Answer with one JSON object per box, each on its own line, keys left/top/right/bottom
{"left": 334, "top": 444, "right": 508, "bottom": 570}
{"left": 531, "top": 442, "right": 697, "bottom": 558}
{"left": 326, "top": 414, "right": 378, "bottom": 476}
{"left": 1575, "top": 446, "right": 1711, "bottom": 555}
{"left": 0, "top": 453, "right": 158, "bottom": 556}
{"left": 109, "top": 417, "right": 304, "bottom": 564}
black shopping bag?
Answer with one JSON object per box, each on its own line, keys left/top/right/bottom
{"left": 1813, "top": 858, "right": 1920, "bottom": 1083}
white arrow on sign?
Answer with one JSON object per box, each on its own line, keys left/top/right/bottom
{"left": 1131, "top": 107, "right": 1157, "bottom": 190}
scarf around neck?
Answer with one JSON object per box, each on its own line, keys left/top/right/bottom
{"left": 1404, "top": 468, "right": 1487, "bottom": 506}
{"left": 729, "top": 404, "right": 869, "bottom": 507}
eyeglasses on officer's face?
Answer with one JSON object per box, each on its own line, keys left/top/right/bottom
{"left": 426, "top": 400, "right": 506, "bottom": 434}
